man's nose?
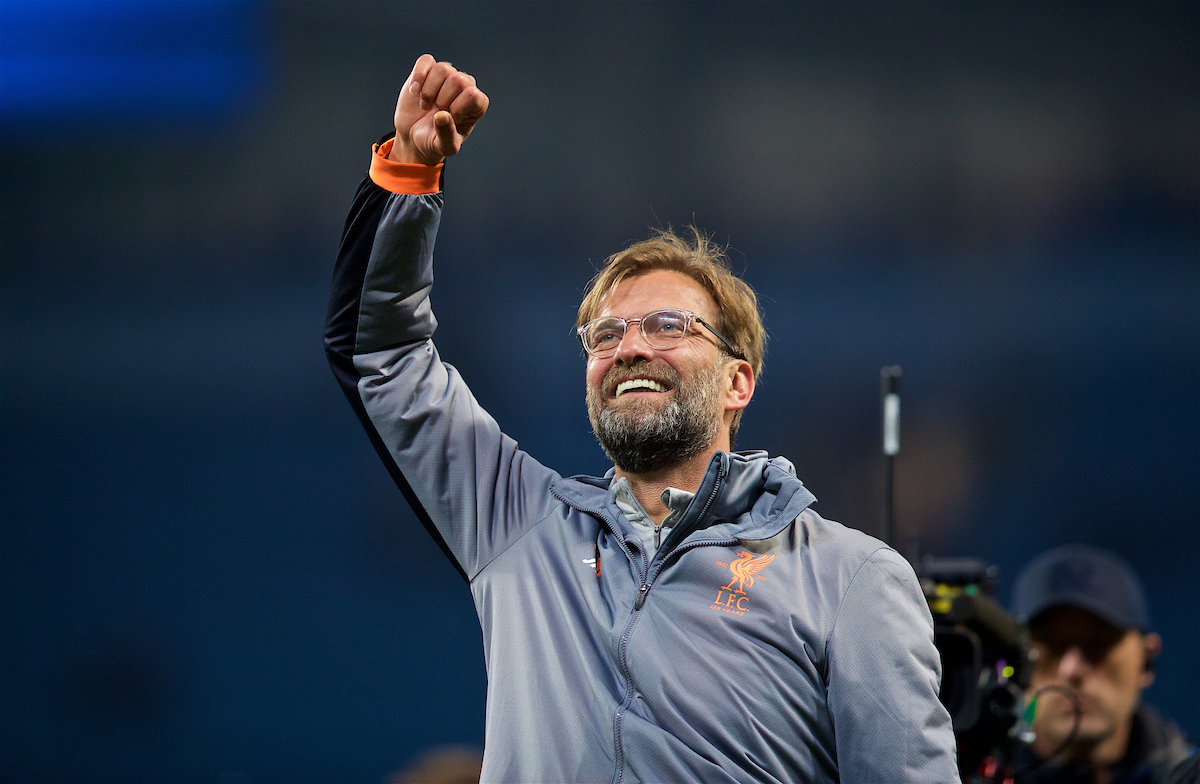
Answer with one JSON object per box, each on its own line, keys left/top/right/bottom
{"left": 1056, "top": 646, "right": 1089, "bottom": 680}
{"left": 613, "top": 324, "right": 655, "bottom": 364}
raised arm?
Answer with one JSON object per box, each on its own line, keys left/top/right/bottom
{"left": 325, "top": 56, "right": 558, "bottom": 582}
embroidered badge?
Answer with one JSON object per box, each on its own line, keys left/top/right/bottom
{"left": 710, "top": 551, "right": 774, "bottom": 616}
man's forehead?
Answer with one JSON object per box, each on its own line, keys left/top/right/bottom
{"left": 601, "top": 270, "right": 716, "bottom": 317}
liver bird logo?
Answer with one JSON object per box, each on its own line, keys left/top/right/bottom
{"left": 721, "top": 551, "right": 775, "bottom": 593}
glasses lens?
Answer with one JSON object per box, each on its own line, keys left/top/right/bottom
{"left": 584, "top": 318, "right": 626, "bottom": 354}
{"left": 642, "top": 310, "right": 688, "bottom": 348}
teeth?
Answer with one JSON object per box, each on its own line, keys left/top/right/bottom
{"left": 616, "top": 379, "right": 666, "bottom": 396}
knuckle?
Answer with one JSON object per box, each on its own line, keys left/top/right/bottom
{"left": 459, "top": 87, "right": 486, "bottom": 111}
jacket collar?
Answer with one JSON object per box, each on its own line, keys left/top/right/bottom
{"left": 551, "top": 450, "right": 816, "bottom": 543}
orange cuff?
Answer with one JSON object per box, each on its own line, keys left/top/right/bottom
{"left": 370, "top": 138, "right": 443, "bottom": 194}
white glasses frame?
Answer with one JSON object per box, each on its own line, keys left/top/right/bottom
{"left": 576, "top": 308, "right": 745, "bottom": 360}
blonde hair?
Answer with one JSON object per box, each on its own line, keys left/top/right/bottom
{"left": 576, "top": 228, "right": 765, "bottom": 442}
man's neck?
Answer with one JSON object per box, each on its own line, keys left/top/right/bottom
{"left": 614, "top": 447, "right": 724, "bottom": 525}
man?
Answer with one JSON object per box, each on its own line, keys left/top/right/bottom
{"left": 325, "top": 54, "right": 958, "bottom": 783}
{"left": 1011, "top": 544, "right": 1194, "bottom": 784}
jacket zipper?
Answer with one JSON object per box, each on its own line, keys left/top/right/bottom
{"left": 613, "top": 459, "right": 727, "bottom": 784}
{"left": 551, "top": 459, "right": 731, "bottom": 784}
{"left": 633, "top": 583, "right": 651, "bottom": 610}
{"left": 632, "top": 459, "right": 727, "bottom": 612}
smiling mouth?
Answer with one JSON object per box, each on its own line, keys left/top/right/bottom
{"left": 615, "top": 378, "right": 670, "bottom": 397}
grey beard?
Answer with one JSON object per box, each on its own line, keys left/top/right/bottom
{"left": 587, "top": 361, "right": 725, "bottom": 475}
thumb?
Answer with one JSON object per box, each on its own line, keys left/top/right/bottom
{"left": 434, "top": 110, "right": 460, "bottom": 155}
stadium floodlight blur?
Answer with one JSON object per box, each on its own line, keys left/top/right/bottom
{"left": 0, "top": 0, "right": 268, "bottom": 133}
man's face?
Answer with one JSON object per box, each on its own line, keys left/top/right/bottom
{"left": 1027, "top": 606, "right": 1159, "bottom": 754}
{"left": 584, "top": 270, "right": 734, "bottom": 474}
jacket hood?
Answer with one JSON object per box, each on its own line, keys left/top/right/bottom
{"left": 552, "top": 450, "right": 816, "bottom": 544}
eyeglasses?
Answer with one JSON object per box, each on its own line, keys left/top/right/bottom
{"left": 576, "top": 308, "right": 745, "bottom": 360}
{"left": 1031, "top": 630, "right": 1126, "bottom": 669}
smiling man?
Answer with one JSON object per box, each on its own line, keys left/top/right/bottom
{"left": 325, "top": 55, "right": 958, "bottom": 783}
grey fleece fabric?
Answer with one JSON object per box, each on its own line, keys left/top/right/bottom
{"left": 325, "top": 175, "right": 959, "bottom": 784}
{"left": 612, "top": 478, "right": 693, "bottom": 559}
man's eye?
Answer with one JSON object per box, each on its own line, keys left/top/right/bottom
{"left": 593, "top": 329, "right": 622, "bottom": 345}
{"left": 650, "top": 317, "right": 685, "bottom": 335}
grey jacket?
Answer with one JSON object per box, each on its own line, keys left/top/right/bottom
{"left": 325, "top": 171, "right": 959, "bottom": 783}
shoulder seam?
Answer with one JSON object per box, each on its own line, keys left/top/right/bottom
{"left": 823, "top": 545, "right": 894, "bottom": 664}
{"left": 468, "top": 503, "right": 564, "bottom": 584}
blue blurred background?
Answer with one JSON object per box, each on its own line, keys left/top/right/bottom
{"left": 1, "top": 1, "right": 1196, "bottom": 781}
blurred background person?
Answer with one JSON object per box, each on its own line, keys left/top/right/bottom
{"left": 1011, "top": 545, "right": 1195, "bottom": 784}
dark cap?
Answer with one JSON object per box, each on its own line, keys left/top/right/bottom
{"left": 1012, "top": 544, "right": 1150, "bottom": 631}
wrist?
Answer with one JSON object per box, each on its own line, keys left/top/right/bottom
{"left": 387, "top": 134, "right": 444, "bottom": 165}
{"left": 371, "top": 138, "right": 443, "bottom": 194}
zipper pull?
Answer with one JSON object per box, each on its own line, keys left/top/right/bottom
{"left": 634, "top": 583, "right": 650, "bottom": 610}
{"left": 654, "top": 525, "right": 662, "bottom": 549}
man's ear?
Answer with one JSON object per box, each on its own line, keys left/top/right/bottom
{"left": 1141, "top": 632, "right": 1163, "bottom": 688}
{"left": 724, "top": 360, "right": 755, "bottom": 412}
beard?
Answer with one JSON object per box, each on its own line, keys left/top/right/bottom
{"left": 586, "top": 358, "right": 726, "bottom": 474}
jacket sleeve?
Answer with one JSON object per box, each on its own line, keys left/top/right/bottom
{"left": 324, "top": 143, "right": 561, "bottom": 582}
{"left": 826, "top": 547, "right": 961, "bottom": 783}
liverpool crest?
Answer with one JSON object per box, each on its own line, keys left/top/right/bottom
{"left": 710, "top": 551, "right": 775, "bottom": 616}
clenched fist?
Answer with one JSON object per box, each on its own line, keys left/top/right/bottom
{"left": 390, "top": 54, "right": 489, "bottom": 165}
